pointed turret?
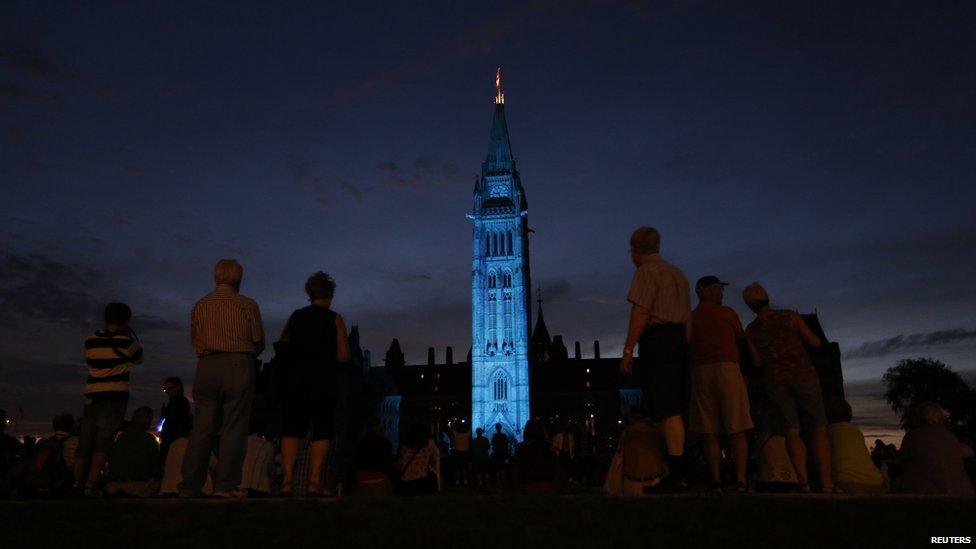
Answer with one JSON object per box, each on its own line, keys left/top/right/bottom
{"left": 531, "top": 287, "right": 551, "bottom": 345}
{"left": 483, "top": 67, "right": 515, "bottom": 174}
{"left": 531, "top": 287, "right": 551, "bottom": 363}
{"left": 385, "top": 338, "right": 405, "bottom": 369}
{"left": 349, "top": 324, "right": 364, "bottom": 368}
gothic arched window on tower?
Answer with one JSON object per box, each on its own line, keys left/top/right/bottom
{"left": 488, "top": 272, "right": 496, "bottom": 288}
{"left": 507, "top": 231, "right": 513, "bottom": 255}
{"left": 493, "top": 372, "right": 508, "bottom": 401}
{"left": 492, "top": 233, "right": 498, "bottom": 256}
{"left": 504, "top": 292, "right": 513, "bottom": 353}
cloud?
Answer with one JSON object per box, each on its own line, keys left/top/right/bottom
{"left": 320, "top": 0, "right": 613, "bottom": 106}
{"left": 0, "top": 41, "right": 72, "bottom": 123}
{"left": 132, "top": 314, "right": 185, "bottom": 333}
{"left": 285, "top": 154, "right": 464, "bottom": 208}
{"left": 373, "top": 156, "right": 464, "bottom": 190}
{"left": 535, "top": 277, "right": 572, "bottom": 303}
{"left": 0, "top": 80, "right": 58, "bottom": 102}
{"left": 285, "top": 154, "right": 362, "bottom": 208}
{"left": 0, "top": 251, "right": 108, "bottom": 327}
{"left": 0, "top": 41, "right": 63, "bottom": 79}
{"left": 845, "top": 328, "right": 976, "bottom": 359}
{"left": 0, "top": 250, "right": 187, "bottom": 334}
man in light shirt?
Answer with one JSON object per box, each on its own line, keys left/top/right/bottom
{"left": 619, "top": 227, "right": 692, "bottom": 490}
{"left": 180, "top": 259, "right": 265, "bottom": 498}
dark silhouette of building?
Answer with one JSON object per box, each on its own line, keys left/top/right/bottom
{"left": 366, "top": 304, "right": 846, "bottom": 453}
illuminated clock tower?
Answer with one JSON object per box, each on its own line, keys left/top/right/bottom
{"left": 468, "top": 69, "right": 532, "bottom": 439}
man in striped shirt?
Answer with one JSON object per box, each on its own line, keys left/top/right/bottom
{"left": 180, "top": 259, "right": 265, "bottom": 497}
{"left": 75, "top": 302, "right": 143, "bottom": 494}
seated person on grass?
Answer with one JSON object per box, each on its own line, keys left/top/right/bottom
{"left": 104, "top": 407, "right": 161, "bottom": 497}
{"left": 514, "top": 418, "right": 560, "bottom": 493}
{"left": 21, "top": 413, "right": 77, "bottom": 496}
{"left": 618, "top": 407, "right": 667, "bottom": 495}
{"left": 826, "top": 399, "right": 886, "bottom": 493}
{"left": 753, "top": 408, "right": 798, "bottom": 493}
{"left": 896, "top": 402, "right": 974, "bottom": 497}
{"left": 354, "top": 417, "right": 395, "bottom": 497}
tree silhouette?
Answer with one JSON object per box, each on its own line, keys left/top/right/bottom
{"left": 883, "top": 358, "right": 976, "bottom": 435}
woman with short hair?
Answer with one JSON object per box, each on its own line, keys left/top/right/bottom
{"left": 278, "top": 271, "right": 351, "bottom": 496}
{"left": 742, "top": 282, "right": 834, "bottom": 492}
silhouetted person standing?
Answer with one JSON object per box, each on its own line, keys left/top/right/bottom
{"left": 0, "top": 409, "right": 23, "bottom": 481}
{"left": 181, "top": 259, "right": 264, "bottom": 498}
{"left": 742, "top": 282, "right": 833, "bottom": 492}
{"left": 159, "top": 376, "right": 191, "bottom": 462}
{"left": 76, "top": 302, "right": 142, "bottom": 495}
{"left": 277, "top": 271, "right": 350, "bottom": 497}
{"left": 491, "top": 423, "right": 510, "bottom": 481}
{"left": 619, "top": 227, "right": 692, "bottom": 489}
{"left": 470, "top": 427, "right": 491, "bottom": 485}
{"left": 688, "top": 276, "right": 754, "bottom": 492}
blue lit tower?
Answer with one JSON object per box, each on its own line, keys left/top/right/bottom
{"left": 468, "top": 68, "right": 531, "bottom": 439}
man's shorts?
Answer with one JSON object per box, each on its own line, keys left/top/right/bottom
{"left": 76, "top": 396, "right": 128, "bottom": 456}
{"left": 637, "top": 323, "right": 689, "bottom": 421}
{"left": 765, "top": 378, "right": 827, "bottom": 429}
{"left": 689, "top": 362, "right": 754, "bottom": 435}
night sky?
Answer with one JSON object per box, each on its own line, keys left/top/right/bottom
{"left": 2, "top": 1, "right": 974, "bottom": 435}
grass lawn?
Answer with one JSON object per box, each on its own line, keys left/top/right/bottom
{"left": 1, "top": 494, "right": 974, "bottom": 548}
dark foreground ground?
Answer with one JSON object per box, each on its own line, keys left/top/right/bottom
{"left": 1, "top": 494, "right": 974, "bottom": 548}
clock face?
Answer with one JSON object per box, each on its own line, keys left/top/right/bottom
{"left": 488, "top": 184, "right": 507, "bottom": 198}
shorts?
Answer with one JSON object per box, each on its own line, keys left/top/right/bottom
{"left": 77, "top": 395, "right": 128, "bottom": 456}
{"left": 765, "top": 377, "right": 827, "bottom": 429}
{"left": 637, "top": 323, "right": 689, "bottom": 421}
{"left": 689, "top": 362, "right": 754, "bottom": 435}
{"left": 280, "top": 391, "right": 336, "bottom": 441}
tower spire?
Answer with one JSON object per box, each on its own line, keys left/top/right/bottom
{"left": 484, "top": 68, "right": 514, "bottom": 174}
{"left": 495, "top": 67, "right": 504, "bottom": 105}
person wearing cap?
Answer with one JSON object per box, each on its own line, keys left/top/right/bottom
{"left": 742, "top": 282, "right": 834, "bottom": 492}
{"left": 688, "top": 275, "right": 755, "bottom": 492}
{"left": 620, "top": 226, "right": 692, "bottom": 489}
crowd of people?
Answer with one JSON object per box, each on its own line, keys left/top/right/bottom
{"left": 0, "top": 231, "right": 973, "bottom": 499}
{"left": 611, "top": 227, "right": 974, "bottom": 496}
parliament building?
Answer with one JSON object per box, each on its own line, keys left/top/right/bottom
{"left": 364, "top": 72, "right": 846, "bottom": 445}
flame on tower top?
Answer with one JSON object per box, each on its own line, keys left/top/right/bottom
{"left": 495, "top": 67, "right": 504, "bottom": 105}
